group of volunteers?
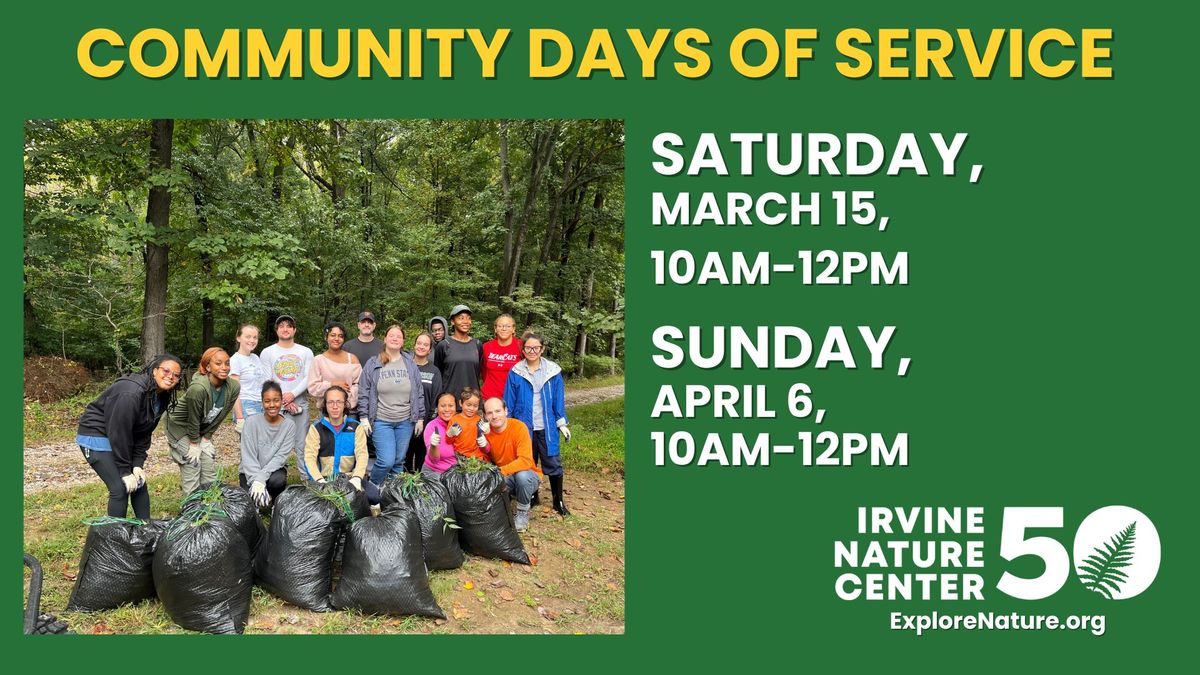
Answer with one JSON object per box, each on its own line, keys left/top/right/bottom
{"left": 74, "top": 305, "right": 571, "bottom": 532}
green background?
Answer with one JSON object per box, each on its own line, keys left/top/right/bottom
{"left": 7, "top": 0, "right": 1196, "bottom": 668}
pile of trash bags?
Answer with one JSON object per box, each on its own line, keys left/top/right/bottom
{"left": 65, "top": 465, "right": 537, "bottom": 633}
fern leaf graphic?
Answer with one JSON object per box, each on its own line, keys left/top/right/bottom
{"left": 1077, "top": 522, "right": 1136, "bottom": 599}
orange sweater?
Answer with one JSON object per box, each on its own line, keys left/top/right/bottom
{"left": 448, "top": 413, "right": 490, "bottom": 462}
{"left": 485, "top": 418, "right": 542, "bottom": 477}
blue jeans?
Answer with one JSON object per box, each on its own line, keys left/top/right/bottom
{"left": 504, "top": 470, "right": 541, "bottom": 506}
{"left": 370, "top": 419, "right": 414, "bottom": 484}
{"left": 237, "top": 399, "right": 264, "bottom": 421}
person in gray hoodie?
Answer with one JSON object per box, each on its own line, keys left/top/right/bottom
{"left": 238, "top": 381, "right": 295, "bottom": 507}
{"left": 428, "top": 315, "right": 448, "bottom": 347}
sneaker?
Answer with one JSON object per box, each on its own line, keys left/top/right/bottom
{"left": 514, "top": 504, "right": 531, "bottom": 532}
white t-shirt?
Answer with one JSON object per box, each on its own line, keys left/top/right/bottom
{"left": 229, "top": 352, "right": 267, "bottom": 403}
{"left": 260, "top": 342, "right": 315, "bottom": 401}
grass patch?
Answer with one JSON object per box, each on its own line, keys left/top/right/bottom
{"left": 566, "top": 397, "right": 624, "bottom": 474}
{"left": 24, "top": 382, "right": 107, "bottom": 446}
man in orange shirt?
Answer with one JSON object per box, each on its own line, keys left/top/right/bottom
{"left": 482, "top": 397, "right": 542, "bottom": 532}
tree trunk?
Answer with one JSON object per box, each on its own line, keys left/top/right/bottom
{"left": 498, "top": 120, "right": 514, "bottom": 291}
{"left": 140, "top": 119, "right": 173, "bottom": 367}
{"left": 574, "top": 225, "right": 598, "bottom": 376}
{"left": 191, "top": 183, "right": 215, "bottom": 349}
{"left": 531, "top": 141, "right": 581, "bottom": 301}
{"left": 23, "top": 266, "right": 37, "bottom": 355}
{"left": 499, "top": 122, "right": 560, "bottom": 303}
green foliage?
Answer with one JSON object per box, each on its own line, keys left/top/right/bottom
{"left": 1077, "top": 522, "right": 1136, "bottom": 599}
{"left": 306, "top": 480, "right": 357, "bottom": 522}
{"left": 26, "top": 119, "right": 624, "bottom": 369}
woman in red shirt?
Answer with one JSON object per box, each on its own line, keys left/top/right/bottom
{"left": 481, "top": 313, "right": 522, "bottom": 401}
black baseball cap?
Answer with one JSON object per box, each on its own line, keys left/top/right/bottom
{"left": 357, "top": 311, "right": 376, "bottom": 323}
{"left": 275, "top": 314, "right": 296, "bottom": 327}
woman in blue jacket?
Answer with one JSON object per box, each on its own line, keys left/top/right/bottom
{"left": 75, "top": 354, "right": 182, "bottom": 519}
{"left": 503, "top": 331, "right": 572, "bottom": 515}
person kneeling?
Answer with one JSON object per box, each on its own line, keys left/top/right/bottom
{"left": 239, "top": 381, "right": 295, "bottom": 509}
{"left": 481, "top": 397, "right": 542, "bottom": 532}
{"left": 304, "top": 386, "right": 380, "bottom": 511}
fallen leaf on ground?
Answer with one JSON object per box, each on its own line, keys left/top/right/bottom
{"left": 606, "top": 582, "right": 619, "bottom": 591}
{"left": 487, "top": 569, "right": 500, "bottom": 578}
{"left": 90, "top": 622, "right": 113, "bottom": 635}
{"left": 434, "top": 618, "right": 448, "bottom": 626}
{"left": 537, "top": 606, "right": 559, "bottom": 621}
{"left": 567, "top": 538, "right": 582, "bottom": 548}
{"left": 533, "top": 580, "right": 546, "bottom": 588}
{"left": 452, "top": 603, "right": 471, "bottom": 620}
{"left": 499, "top": 590, "right": 516, "bottom": 602}
{"left": 463, "top": 581, "right": 475, "bottom": 590}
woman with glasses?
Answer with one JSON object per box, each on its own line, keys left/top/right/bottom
{"left": 503, "top": 331, "right": 572, "bottom": 516}
{"left": 481, "top": 313, "right": 522, "bottom": 401}
{"left": 75, "top": 354, "right": 183, "bottom": 519}
{"left": 304, "top": 385, "right": 379, "bottom": 507}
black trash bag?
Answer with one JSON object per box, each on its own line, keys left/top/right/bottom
{"left": 153, "top": 513, "right": 252, "bottom": 634}
{"left": 254, "top": 480, "right": 359, "bottom": 611}
{"left": 331, "top": 506, "right": 445, "bottom": 619}
{"left": 181, "top": 482, "right": 264, "bottom": 555}
{"left": 381, "top": 475, "right": 463, "bottom": 570}
{"left": 66, "top": 517, "right": 167, "bottom": 612}
{"left": 441, "top": 467, "right": 530, "bottom": 564}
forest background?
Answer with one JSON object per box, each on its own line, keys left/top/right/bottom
{"left": 23, "top": 119, "right": 625, "bottom": 375}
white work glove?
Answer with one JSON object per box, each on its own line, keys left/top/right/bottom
{"left": 560, "top": 426, "right": 571, "bottom": 443}
{"left": 429, "top": 430, "right": 441, "bottom": 447}
{"left": 349, "top": 476, "right": 363, "bottom": 492}
{"left": 476, "top": 432, "right": 488, "bottom": 449}
{"left": 132, "top": 466, "right": 147, "bottom": 490}
{"left": 446, "top": 422, "right": 463, "bottom": 438}
{"left": 199, "top": 437, "right": 216, "bottom": 460}
{"left": 185, "top": 443, "right": 203, "bottom": 467}
{"left": 414, "top": 419, "right": 424, "bottom": 436}
{"left": 122, "top": 473, "right": 140, "bottom": 494}
{"left": 360, "top": 418, "right": 373, "bottom": 436}
{"left": 250, "top": 481, "right": 270, "bottom": 507}
{"left": 235, "top": 418, "right": 245, "bottom": 434}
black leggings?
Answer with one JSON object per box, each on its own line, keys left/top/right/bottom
{"left": 83, "top": 448, "right": 149, "bottom": 520}
{"left": 239, "top": 469, "right": 288, "bottom": 501}
{"left": 405, "top": 431, "right": 427, "bottom": 473}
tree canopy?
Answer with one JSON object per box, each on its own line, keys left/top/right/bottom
{"left": 24, "top": 119, "right": 625, "bottom": 376}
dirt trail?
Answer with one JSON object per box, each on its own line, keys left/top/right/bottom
{"left": 564, "top": 383, "right": 624, "bottom": 406}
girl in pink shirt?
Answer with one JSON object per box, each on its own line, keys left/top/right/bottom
{"left": 422, "top": 392, "right": 459, "bottom": 476}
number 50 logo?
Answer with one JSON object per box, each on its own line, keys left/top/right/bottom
{"left": 997, "top": 506, "right": 1160, "bottom": 600}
